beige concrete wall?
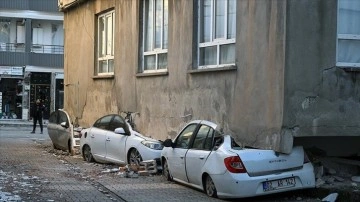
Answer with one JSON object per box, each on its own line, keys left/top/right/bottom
{"left": 63, "top": 0, "right": 290, "bottom": 153}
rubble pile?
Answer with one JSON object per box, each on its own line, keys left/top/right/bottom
{"left": 100, "top": 160, "right": 159, "bottom": 178}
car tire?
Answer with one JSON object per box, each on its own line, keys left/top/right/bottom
{"left": 128, "top": 148, "right": 142, "bottom": 165}
{"left": 162, "top": 159, "right": 172, "bottom": 181}
{"left": 83, "top": 145, "right": 94, "bottom": 162}
{"left": 204, "top": 175, "right": 217, "bottom": 198}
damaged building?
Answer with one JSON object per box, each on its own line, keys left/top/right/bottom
{"left": 59, "top": 0, "right": 360, "bottom": 156}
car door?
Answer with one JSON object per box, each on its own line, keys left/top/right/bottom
{"left": 57, "top": 110, "right": 71, "bottom": 149}
{"left": 166, "top": 123, "right": 198, "bottom": 183}
{"left": 105, "top": 115, "right": 129, "bottom": 163}
{"left": 89, "top": 115, "right": 113, "bottom": 160}
{"left": 47, "top": 110, "right": 58, "bottom": 145}
{"left": 186, "top": 124, "right": 214, "bottom": 186}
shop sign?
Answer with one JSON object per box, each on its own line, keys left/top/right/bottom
{"left": 0, "top": 66, "right": 23, "bottom": 76}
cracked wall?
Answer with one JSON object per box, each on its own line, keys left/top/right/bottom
{"left": 63, "top": 0, "right": 292, "bottom": 153}
{"left": 285, "top": 0, "right": 360, "bottom": 155}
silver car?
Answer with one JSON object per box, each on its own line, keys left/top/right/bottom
{"left": 47, "top": 109, "right": 81, "bottom": 155}
{"left": 161, "top": 120, "right": 316, "bottom": 199}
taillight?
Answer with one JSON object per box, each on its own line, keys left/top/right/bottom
{"left": 224, "top": 156, "right": 247, "bottom": 173}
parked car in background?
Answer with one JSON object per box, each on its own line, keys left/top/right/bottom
{"left": 80, "top": 113, "right": 163, "bottom": 167}
{"left": 47, "top": 109, "right": 81, "bottom": 155}
{"left": 161, "top": 120, "right": 316, "bottom": 199}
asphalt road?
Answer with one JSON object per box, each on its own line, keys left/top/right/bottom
{"left": 0, "top": 126, "right": 332, "bottom": 202}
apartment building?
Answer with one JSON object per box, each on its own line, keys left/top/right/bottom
{"left": 0, "top": 0, "right": 64, "bottom": 120}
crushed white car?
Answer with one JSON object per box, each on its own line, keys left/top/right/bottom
{"left": 161, "top": 120, "right": 316, "bottom": 199}
{"left": 80, "top": 114, "right": 163, "bottom": 167}
{"left": 47, "top": 109, "right": 81, "bottom": 155}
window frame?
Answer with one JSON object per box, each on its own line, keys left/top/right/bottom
{"left": 141, "top": 0, "right": 169, "bottom": 73}
{"left": 196, "top": 0, "right": 236, "bottom": 69}
{"left": 96, "top": 10, "right": 115, "bottom": 76}
{"left": 336, "top": 0, "right": 360, "bottom": 68}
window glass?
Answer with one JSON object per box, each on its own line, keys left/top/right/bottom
{"left": 227, "top": 0, "right": 236, "bottom": 39}
{"left": 93, "top": 115, "right": 113, "bottom": 130}
{"left": 109, "top": 115, "right": 126, "bottom": 132}
{"left": 97, "top": 11, "right": 114, "bottom": 75}
{"left": 192, "top": 125, "right": 214, "bottom": 150}
{"left": 199, "top": 46, "right": 217, "bottom": 66}
{"left": 220, "top": 43, "right": 235, "bottom": 64}
{"left": 174, "top": 124, "right": 197, "bottom": 149}
{"left": 198, "top": 0, "right": 236, "bottom": 68}
{"left": 215, "top": 0, "right": 226, "bottom": 39}
{"left": 58, "top": 111, "right": 68, "bottom": 125}
{"left": 203, "top": 128, "right": 214, "bottom": 150}
{"left": 142, "top": 0, "right": 168, "bottom": 71}
{"left": 337, "top": 0, "right": 360, "bottom": 67}
{"left": 200, "top": 0, "right": 211, "bottom": 43}
{"left": 48, "top": 111, "right": 58, "bottom": 124}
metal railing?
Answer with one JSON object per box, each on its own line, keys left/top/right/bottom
{"left": 0, "top": 43, "right": 64, "bottom": 54}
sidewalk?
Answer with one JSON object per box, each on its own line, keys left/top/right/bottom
{"left": 0, "top": 119, "right": 39, "bottom": 127}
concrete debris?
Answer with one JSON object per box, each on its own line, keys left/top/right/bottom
{"left": 316, "top": 178, "right": 325, "bottom": 188}
{"left": 352, "top": 176, "right": 360, "bottom": 183}
{"left": 322, "top": 193, "right": 338, "bottom": 202}
{"left": 315, "top": 165, "right": 324, "bottom": 179}
{"left": 333, "top": 176, "right": 345, "bottom": 182}
{"left": 102, "top": 160, "right": 159, "bottom": 178}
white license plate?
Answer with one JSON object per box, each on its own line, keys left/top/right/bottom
{"left": 263, "top": 177, "right": 296, "bottom": 192}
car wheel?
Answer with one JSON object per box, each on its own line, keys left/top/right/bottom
{"left": 128, "top": 149, "right": 142, "bottom": 165}
{"left": 83, "top": 145, "right": 94, "bottom": 162}
{"left": 204, "top": 175, "right": 217, "bottom": 198}
{"left": 162, "top": 159, "right": 172, "bottom": 181}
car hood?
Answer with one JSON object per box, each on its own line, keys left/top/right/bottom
{"left": 130, "top": 130, "right": 161, "bottom": 143}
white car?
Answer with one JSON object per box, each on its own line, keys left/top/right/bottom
{"left": 80, "top": 114, "right": 163, "bottom": 167}
{"left": 161, "top": 120, "right": 316, "bottom": 199}
{"left": 47, "top": 109, "right": 81, "bottom": 155}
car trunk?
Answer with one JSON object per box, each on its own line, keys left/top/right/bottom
{"left": 231, "top": 146, "right": 304, "bottom": 177}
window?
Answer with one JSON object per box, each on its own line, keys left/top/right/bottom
{"left": 197, "top": 0, "right": 236, "bottom": 68}
{"left": 97, "top": 10, "right": 115, "bottom": 75}
{"left": 109, "top": 115, "right": 127, "bottom": 132}
{"left": 32, "top": 27, "right": 44, "bottom": 45}
{"left": 191, "top": 125, "right": 214, "bottom": 150}
{"left": 141, "top": 0, "right": 168, "bottom": 72}
{"left": 337, "top": 0, "right": 360, "bottom": 68}
{"left": 93, "top": 115, "right": 113, "bottom": 130}
{"left": 174, "top": 124, "right": 197, "bottom": 149}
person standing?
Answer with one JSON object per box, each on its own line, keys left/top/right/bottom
{"left": 31, "top": 99, "right": 45, "bottom": 134}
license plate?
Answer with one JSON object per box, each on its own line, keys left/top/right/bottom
{"left": 263, "top": 177, "right": 296, "bottom": 192}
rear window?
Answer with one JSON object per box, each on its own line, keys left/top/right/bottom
{"left": 48, "top": 111, "right": 58, "bottom": 124}
{"left": 231, "top": 137, "right": 242, "bottom": 150}
{"left": 59, "top": 111, "right": 69, "bottom": 125}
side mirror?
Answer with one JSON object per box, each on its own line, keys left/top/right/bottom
{"left": 163, "top": 139, "right": 173, "bottom": 147}
{"left": 114, "top": 127, "right": 127, "bottom": 135}
{"left": 60, "top": 122, "right": 68, "bottom": 128}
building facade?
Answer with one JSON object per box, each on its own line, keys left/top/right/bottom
{"left": 0, "top": 0, "right": 64, "bottom": 120}
{"left": 60, "top": 0, "right": 360, "bottom": 156}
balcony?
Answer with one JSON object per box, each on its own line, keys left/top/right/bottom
{"left": 0, "top": 43, "right": 63, "bottom": 67}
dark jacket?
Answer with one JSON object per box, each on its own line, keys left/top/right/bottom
{"left": 33, "top": 102, "right": 45, "bottom": 118}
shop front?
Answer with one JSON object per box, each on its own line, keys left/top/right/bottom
{"left": 0, "top": 66, "right": 24, "bottom": 119}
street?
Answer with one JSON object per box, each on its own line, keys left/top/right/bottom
{"left": 0, "top": 126, "right": 330, "bottom": 202}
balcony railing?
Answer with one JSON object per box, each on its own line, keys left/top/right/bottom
{"left": 0, "top": 43, "right": 64, "bottom": 54}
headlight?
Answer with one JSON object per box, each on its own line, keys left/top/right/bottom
{"left": 141, "top": 141, "right": 164, "bottom": 150}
